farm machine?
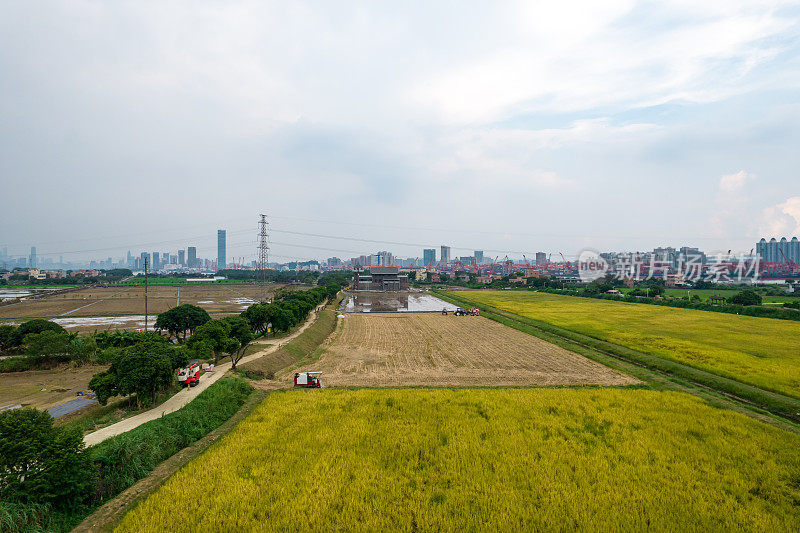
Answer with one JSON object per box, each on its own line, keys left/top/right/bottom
{"left": 453, "top": 307, "right": 480, "bottom": 316}
{"left": 294, "top": 371, "right": 323, "bottom": 388}
{"left": 177, "top": 363, "right": 201, "bottom": 388}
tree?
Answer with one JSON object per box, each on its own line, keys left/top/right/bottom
{"left": 24, "top": 330, "right": 72, "bottom": 360}
{"left": 11, "top": 319, "right": 66, "bottom": 346}
{"left": 0, "top": 408, "right": 93, "bottom": 508}
{"left": 241, "top": 303, "right": 272, "bottom": 335}
{"left": 223, "top": 316, "right": 254, "bottom": 369}
{"left": 154, "top": 304, "right": 211, "bottom": 341}
{"left": 728, "top": 290, "right": 762, "bottom": 306}
{"left": 0, "top": 324, "right": 16, "bottom": 352}
{"left": 89, "top": 340, "right": 175, "bottom": 407}
{"left": 188, "top": 319, "right": 238, "bottom": 364}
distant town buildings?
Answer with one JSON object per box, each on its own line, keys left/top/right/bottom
{"left": 423, "top": 248, "right": 436, "bottom": 266}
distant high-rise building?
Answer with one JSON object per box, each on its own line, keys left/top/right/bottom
{"left": 126, "top": 250, "right": 133, "bottom": 268}
{"left": 757, "top": 236, "right": 799, "bottom": 263}
{"left": 140, "top": 252, "right": 150, "bottom": 270}
{"left": 423, "top": 249, "right": 436, "bottom": 266}
{"left": 535, "top": 252, "right": 547, "bottom": 265}
{"left": 377, "top": 251, "right": 393, "bottom": 266}
{"left": 187, "top": 247, "right": 197, "bottom": 268}
{"left": 29, "top": 246, "right": 37, "bottom": 267}
{"left": 217, "top": 230, "right": 226, "bottom": 269}
{"left": 474, "top": 251, "right": 484, "bottom": 264}
{"left": 152, "top": 251, "right": 160, "bottom": 269}
{"left": 440, "top": 245, "right": 451, "bottom": 264}
{"left": 178, "top": 249, "right": 185, "bottom": 266}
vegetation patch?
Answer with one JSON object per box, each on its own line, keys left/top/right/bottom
{"left": 0, "top": 377, "right": 254, "bottom": 533}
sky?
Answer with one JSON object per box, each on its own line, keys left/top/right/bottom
{"left": 1, "top": 0, "right": 800, "bottom": 264}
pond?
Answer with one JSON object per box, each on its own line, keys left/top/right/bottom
{"left": 345, "top": 292, "right": 458, "bottom": 313}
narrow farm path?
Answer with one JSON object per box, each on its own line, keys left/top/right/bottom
{"left": 82, "top": 307, "right": 322, "bottom": 447}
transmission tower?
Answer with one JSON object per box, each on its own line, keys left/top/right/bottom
{"left": 258, "top": 214, "right": 270, "bottom": 302}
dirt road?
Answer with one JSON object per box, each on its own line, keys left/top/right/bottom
{"left": 82, "top": 308, "right": 321, "bottom": 447}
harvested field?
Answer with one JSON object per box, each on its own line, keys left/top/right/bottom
{"left": 0, "top": 363, "right": 107, "bottom": 411}
{"left": 301, "top": 313, "right": 636, "bottom": 387}
{"left": 0, "top": 284, "right": 294, "bottom": 331}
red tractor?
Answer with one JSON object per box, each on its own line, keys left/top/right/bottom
{"left": 294, "top": 372, "right": 322, "bottom": 388}
{"left": 177, "top": 363, "right": 201, "bottom": 388}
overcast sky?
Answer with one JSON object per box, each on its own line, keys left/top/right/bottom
{"left": 1, "top": 1, "right": 800, "bottom": 263}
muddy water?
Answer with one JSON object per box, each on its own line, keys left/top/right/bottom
{"left": 345, "top": 292, "right": 458, "bottom": 313}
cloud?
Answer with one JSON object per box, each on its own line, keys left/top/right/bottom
{"left": 710, "top": 170, "right": 757, "bottom": 236}
{"left": 411, "top": 2, "right": 797, "bottom": 124}
{"left": 760, "top": 197, "right": 800, "bottom": 236}
{"left": 719, "top": 170, "right": 756, "bottom": 194}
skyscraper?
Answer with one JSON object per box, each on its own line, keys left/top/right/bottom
{"left": 29, "top": 246, "right": 37, "bottom": 267}
{"left": 423, "top": 248, "right": 436, "bottom": 266}
{"left": 474, "top": 251, "right": 484, "bottom": 264}
{"left": 187, "top": 247, "right": 197, "bottom": 268}
{"left": 152, "top": 251, "right": 160, "bottom": 270}
{"left": 178, "top": 249, "right": 185, "bottom": 266}
{"left": 535, "top": 252, "right": 547, "bottom": 265}
{"left": 217, "top": 230, "right": 226, "bottom": 269}
{"left": 440, "top": 245, "right": 451, "bottom": 264}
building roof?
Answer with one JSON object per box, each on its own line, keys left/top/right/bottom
{"left": 369, "top": 266, "right": 400, "bottom": 275}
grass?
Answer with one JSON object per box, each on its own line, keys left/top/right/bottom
{"left": 90, "top": 377, "right": 254, "bottom": 501}
{"left": 115, "top": 388, "right": 800, "bottom": 532}
{"left": 451, "top": 290, "right": 800, "bottom": 400}
{"left": 240, "top": 300, "right": 339, "bottom": 378}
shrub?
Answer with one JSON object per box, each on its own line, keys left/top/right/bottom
{"left": 11, "top": 319, "right": 66, "bottom": 346}
{"left": 0, "top": 408, "right": 94, "bottom": 508}
{"left": 727, "top": 290, "right": 762, "bottom": 306}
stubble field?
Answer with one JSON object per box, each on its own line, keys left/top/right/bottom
{"left": 115, "top": 388, "right": 800, "bottom": 532}
{"left": 300, "top": 313, "right": 637, "bottom": 387}
{"left": 452, "top": 290, "right": 800, "bottom": 399}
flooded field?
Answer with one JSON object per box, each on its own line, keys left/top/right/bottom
{"left": 345, "top": 292, "right": 458, "bottom": 313}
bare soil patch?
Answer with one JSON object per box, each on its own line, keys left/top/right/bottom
{"left": 0, "top": 363, "right": 107, "bottom": 411}
{"left": 302, "top": 313, "right": 637, "bottom": 387}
